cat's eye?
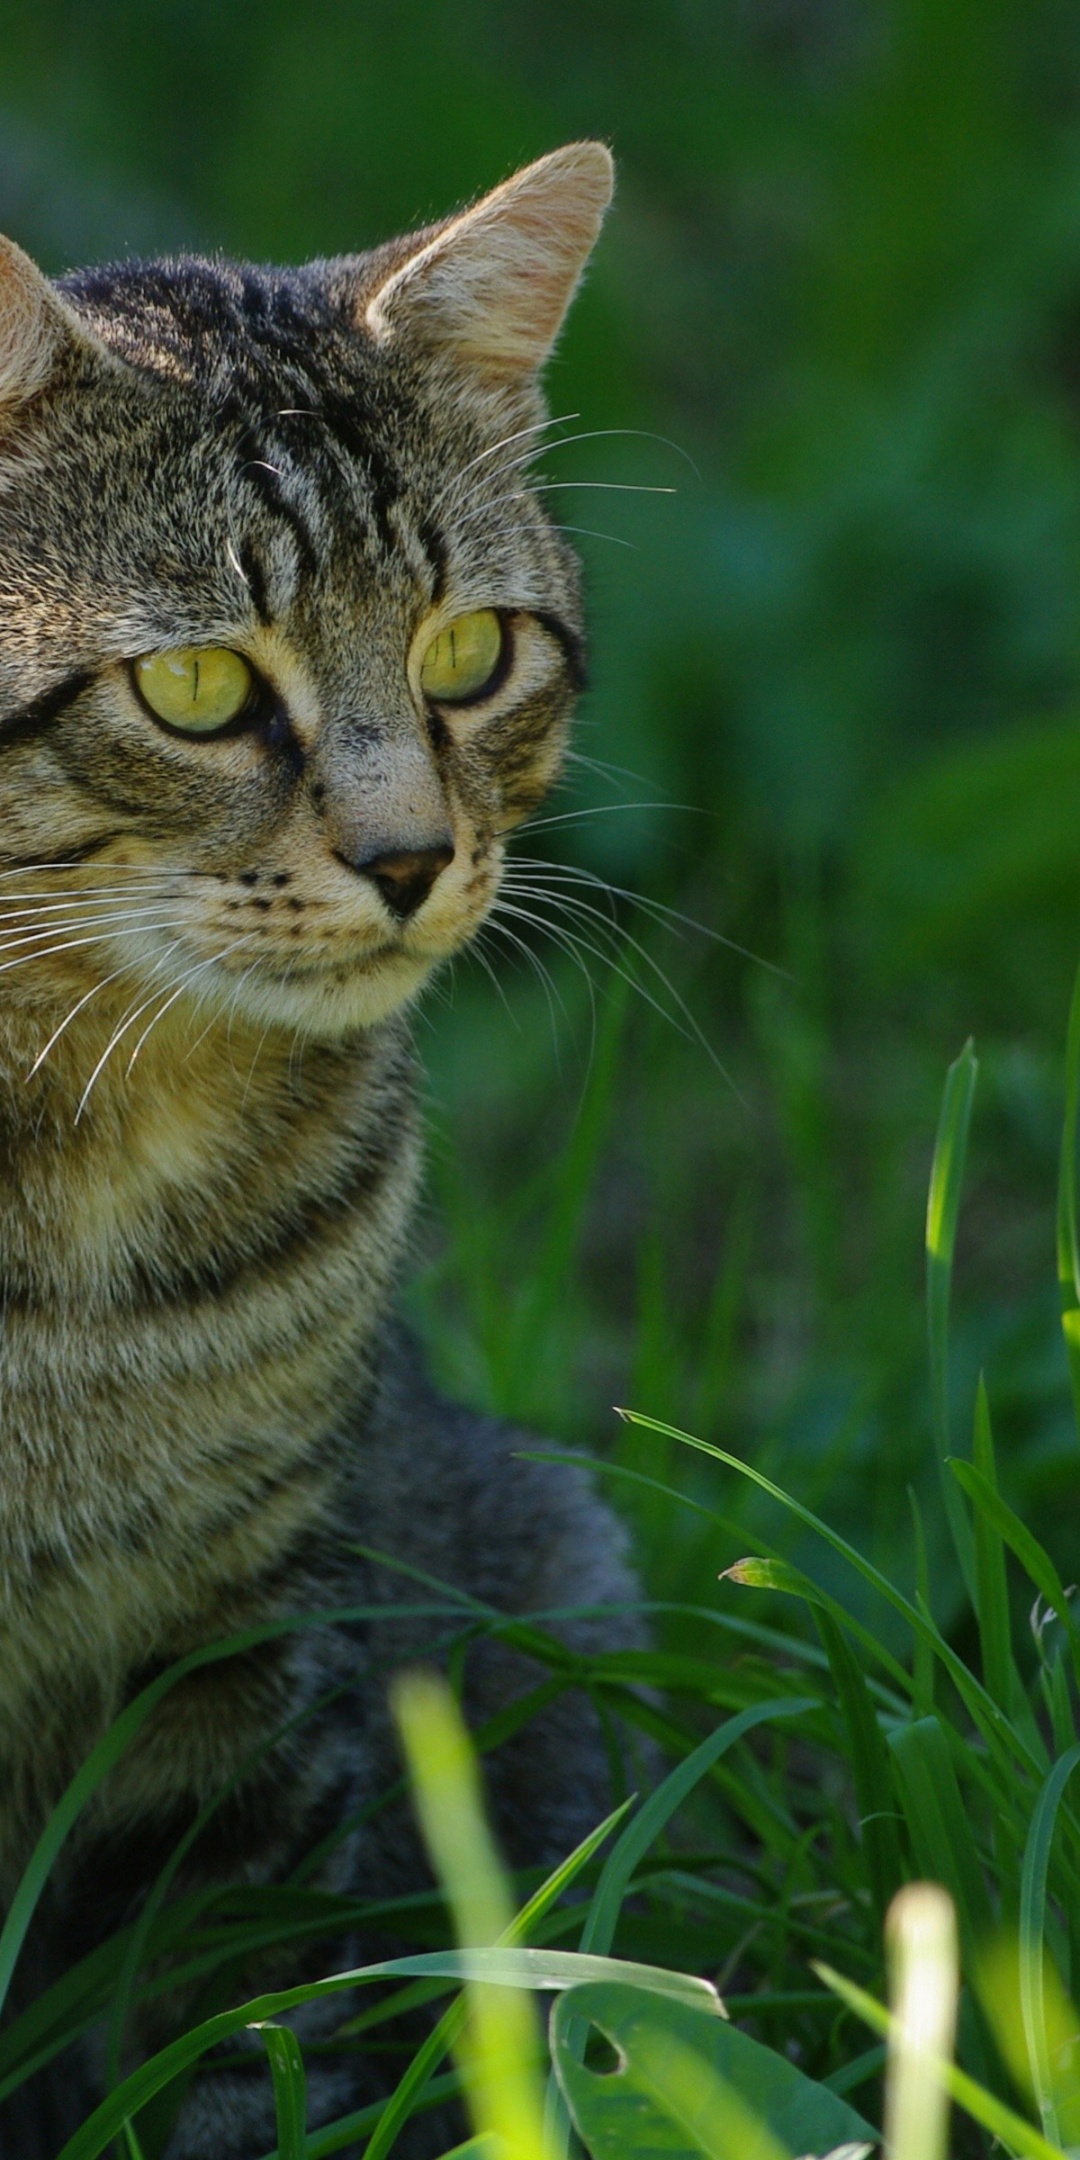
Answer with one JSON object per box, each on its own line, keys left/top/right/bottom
{"left": 132, "top": 647, "right": 255, "bottom": 735}
{"left": 419, "top": 610, "right": 504, "bottom": 705}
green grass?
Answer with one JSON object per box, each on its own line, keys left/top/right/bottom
{"left": 5, "top": 961, "right": 1080, "bottom": 2156}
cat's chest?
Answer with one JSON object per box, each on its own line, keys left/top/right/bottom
{"left": 0, "top": 1054, "right": 416, "bottom": 1671}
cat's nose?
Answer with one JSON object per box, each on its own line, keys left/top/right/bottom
{"left": 357, "top": 840, "right": 455, "bottom": 920}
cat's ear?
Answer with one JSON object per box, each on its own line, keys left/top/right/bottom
{"left": 0, "top": 235, "right": 102, "bottom": 409}
{"left": 363, "top": 142, "right": 613, "bottom": 377}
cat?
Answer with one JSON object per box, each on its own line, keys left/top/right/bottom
{"left": 0, "top": 142, "right": 643, "bottom": 2157}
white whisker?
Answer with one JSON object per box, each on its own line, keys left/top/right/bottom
{"left": 434, "top": 413, "right": 580, "bottom": 514}
{"left": 125, "top": 936, "right": 257, "bottom": 1075}
{"left": 26, "top": 958, "right": 151, "bottom": 1079}
{"left": 507, "top": 856, "right": 789, "bottom": 980}
{"left": 77, "top": 934, "right": 256, "bottom": 1120}
{"left": 0, "top": 905, "right": 188, "bottom": 956}
{"left": 471, "top": 424, "right": 702, "bottom": 486}
{"left": 0, "top": 861, "right": 201, "bottom": 884}
{"left": 0, "top": 918, "right": 187, "bottom": 978}
{"left": 489, "top": 884, "right": 742, "bottom": 1098}
{"left": 553, "top": 525, "right": 638, "bottom": 551}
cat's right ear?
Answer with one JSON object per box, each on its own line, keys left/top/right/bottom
{"left": 0, "top": 236, "right": 100, "bottom": 409}
{"left": 360, "top": 142, "right": 614, "bottom": 380}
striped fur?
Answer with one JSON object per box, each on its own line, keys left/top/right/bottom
{"left": 0, "top": 148, "right": 643, "bottom": 2157}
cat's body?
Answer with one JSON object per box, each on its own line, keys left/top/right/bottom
{"left": 0, "top": 145, "right": 639, "bottom": 2155}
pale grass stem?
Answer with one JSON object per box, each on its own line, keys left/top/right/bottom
{"left": 392, "top": 1669, "right": 551, "bottom": 2160}
{"left": 883, "top": 1884, "right": 958, "bottom": 2160}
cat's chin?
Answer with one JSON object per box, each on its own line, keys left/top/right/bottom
{"left": 203, "top": 947, "right": 437, "bottom": 1039}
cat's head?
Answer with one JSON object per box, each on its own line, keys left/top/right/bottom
{"left": 0, "top": 142, "right": 611, "bottom": 1046}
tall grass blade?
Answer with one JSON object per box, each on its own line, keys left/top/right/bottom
{"left": 1020, "top": 1745, "right": 1080, "bottom": 2145}
{"left": 252, "top": 2022, "right": 307, "bottom": 2160}
{"left": 56, "top": 1950, "right": 718, "bottom": 2160}
{"left": 1056, "top": 954, "right": 1080, "bottom": 1440}
{"left": 359, "top": 1799, "right": 634, "bottom": 2160}
{"left": 886, "top": 1720, "right": 992, "bottom": 1952}
{"left": 971, "top": 1378, "right": 1014, "bottom": 1709}
{"left": 547, "top": 1697, "right": 811, "bottom": 2156}
{"left": 814, "top": 1609, "right": 903, "bottom": 1930}
{"left": 579, "top": 1696, "right": 819, "bottom": 1958}
{"left": 925, "top": 1038, "right": 978, "bottom": 1592}
{"left": 907, "top": 1490, "right": 934, "bottom": 1716}
{"left": 392, "top": 1669, "right": 549, "bottom": 2160}
{"left": 949, "top": 1459, "right": 1080, "bottom": 1688}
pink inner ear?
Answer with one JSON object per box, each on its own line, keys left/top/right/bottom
{"left": 365, "top": 142, "right": 614, "bottom": 378}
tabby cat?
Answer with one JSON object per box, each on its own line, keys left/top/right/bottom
{"left": 0, "top": 143, "right": 640, "bottom": 2156}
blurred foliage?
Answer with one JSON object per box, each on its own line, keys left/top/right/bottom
{"left": 6, "top": 0, "right": 1080, "bottom": 1632}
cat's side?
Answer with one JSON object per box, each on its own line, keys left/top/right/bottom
{"left": 0, "top": 145, "right": 640, "bottom": 2156}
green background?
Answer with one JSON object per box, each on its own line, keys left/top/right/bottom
{"left": 6, "top": 0, "right": 1080, "bottom": 1627}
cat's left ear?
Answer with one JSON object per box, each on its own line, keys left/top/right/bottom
{"left": 0, "top": 235, "right": 107, "bottom": 410}
{"left": 362, "top": 142, "right": 614, "bottom": 378}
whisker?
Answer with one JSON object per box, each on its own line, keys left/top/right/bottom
{"left": 0, "top": 861, "right": 202, "bottom": 884}
{"left": 536, "top": 479, "right": 677, "bottom": 497}
{"left": 126, "top": 936, "right": 257, "bottom": 1076}
{"left": 433, "top": 412, "right": 580, "bottom": 513}
{"left": 183, "top": 953, "right": 262, "bottom": 1064}
{"left": 458, "top": 479, "right": 677, "bottom": 531}
{"left": 0, "top": 904, "right": 189, "bottom": 952}
{"left": 0, "top": 918, "right": 187, "bottom": 978}
{"left": 448, "top": 421, "right": 699, "bottom": 529}
{"left": 77, "top": 934, "right": 256, "bottom": 1120}
{"left": 480, "top": 917, "right": 577, "bottom": 1073}
{"left": 26, "top": 957, "right": 153, "bottom": 1079}
{"left": 482, "top": 911, "right": 570, "bottom": 1031}
{"left": 0, "top": 880, "right": 189, "bottom": 914}
{"left": 489, "top": 886, "right": 742, "bottom": 1099}
{"left": 504, "top": 856, "right": 790, "bottom": 980}
{"left": 561, "top": 749, "right": 656, "bottom": 793}
{"left": 517, "top": 802, "right": 705, "bottom": 833}
{"left": 474, "top": 424, "right": 702, "bottom": 484}
{"left": 464, "top": 932, "right": 523, "bottom": 1035}
{"left": 555, "top": 525, "right": 638, "bottom": 551}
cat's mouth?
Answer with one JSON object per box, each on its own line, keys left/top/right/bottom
{"left": 200, "top": 935, "right": 440, "bottom": 1037}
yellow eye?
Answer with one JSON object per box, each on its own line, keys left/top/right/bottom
{"left": 132, "top": 648, "right": 255, "bottom": 735}
{"left": 419, "top": 610, "right": 504, "bottom": 705}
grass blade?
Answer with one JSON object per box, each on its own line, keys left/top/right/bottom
{"left": 1056, "top": 955, "right": 1080, "bottom": 1440}
{"left": 925, "top": 1038, "right": 978, "bottom": 1593}
{"left": 971, "top": 1378, "right": 1014, "bottom": 1710}
{"left": 579, "top": 1696, "right": 819, "bottom": 1958}
{"left": 814, "top": 1959, "right": 1069, "bottom": 2160}
{"left": 252, "top": 2023, "right": 307, "bottom": 2160}
{"left": 886, "top": 1719, "right": 992, "bottom": 1953}
{"left": 948, "top": 1459, "right": 1080, "bottom": 1689}
{"left": 359, "top": 1784, "right": 634, "bottom": 2160}
{"left": 1020, "top": 1744, "right": 1080, "bottom": 2146}
{"left": 546, "top": 1697, "right": 812, "bottom": 2155}
{"left": 882, "top": 1886, "right": 957, "bottom": 2160}
{"left": 814, "top": 1608, "right": 903, "bottom": 1931}
{"left": 619, "top": 1408, "right": 1032, "bottom": 1777}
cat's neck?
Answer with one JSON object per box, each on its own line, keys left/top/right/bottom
{"left": 0, "top": 983, "right": 421, "bottom": 1309}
